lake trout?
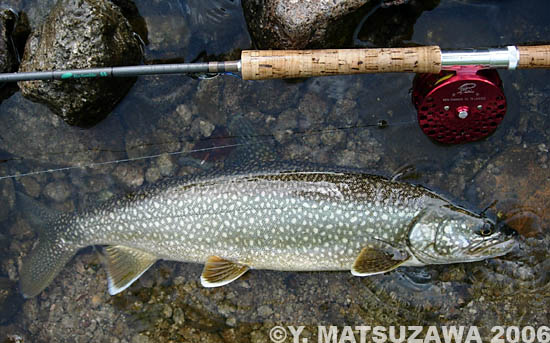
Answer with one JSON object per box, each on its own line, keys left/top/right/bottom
{"left": 19, "top": 162, "right": 517, "bottom": 297}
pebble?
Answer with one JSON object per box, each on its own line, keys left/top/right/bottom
{"left": 320, "top": 125, "right": 345, "bottom": 146}
{"left": 162, "top": 304, "right": 173, "bottom": 319}
{"left": 225, "top": 316, "right": 237, "bottom": 327}
{"left": 156, "top": 154, "right": 176, "bottom": 176}
{"left": 257, "top": 305, "right": 273, "bottom": 317}
{"left": 145, "top": 166, "right": 162, "bottom": 184}
{"left": 173, "top": 307, "right": 185, "bottom": 325}
{"left": 175, "top": 104, "right": 193, "bottom": 125}
{"left": 112, "top": 164, "right": 144, "bottom": 189}
{"left": 250, "top": 330, "right": 268, "bottom": 343}
{"left": 19, "top": 177, "right": 41, "bottom": 198}
{"left": 298, "top": 93, "right": 328, "bottom": 129}
{"left": 91, "top": 294, "right": 102, "bottom": 307}
{"left": 43, "top": 181, "right": 71, "bottom": 202}
{"left": 131, "top": 334, "right": 149, "bottom": 343}
{"left": 199, "top": 120, "right": 215, "bottom": 137}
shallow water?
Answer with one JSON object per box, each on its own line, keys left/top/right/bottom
{"left": 0, "top": 0, "right": 549, "bottom": 342}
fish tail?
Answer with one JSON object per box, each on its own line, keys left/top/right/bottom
{"left": 16, "top": 192, "right": 79, "bottom": 297}
{"left": 19, "top": 232, "right": 78, "bottom": 298}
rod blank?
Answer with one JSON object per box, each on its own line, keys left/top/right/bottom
{"left": 0, "top": 61, "right": 240, "bottom": 82}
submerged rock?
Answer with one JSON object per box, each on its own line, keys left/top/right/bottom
{"left": 17, "top": 0, "right": 143, "bottom": 127}
{"left": 355, "top": 0, "right": 440, "bottom": 47}
{"left": 241, "top": 0, "right": 435, "bottom": 48}
{"left": 0, "top": 9, "right": 18, "bottom": 74}
{"left": 0, "top": 8, "right": 29, "bottom": 103}
{"left": 242, "top": 0, "right": 374, "bottom": 49}
{"left": 472, "top": 145, "right": 550, "bottom": 237}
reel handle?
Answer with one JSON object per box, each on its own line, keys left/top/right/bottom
{"left": 518, "top": 45, "right": 550, "bottom": 69}
{"left": 240, "top": 46, "right": 442, "bottom": 80}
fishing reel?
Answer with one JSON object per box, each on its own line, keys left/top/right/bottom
{"left": 412, "top": 66, "right": 506, "bottom": 144}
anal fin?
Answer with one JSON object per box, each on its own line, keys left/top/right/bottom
{"left": 201, "top": 256, "right": 250, "bottom": 288}
{"left": 101, "top": 245, "right": 157, "bottom": 295}
{"left": 351, "top": 241, "right": 410, "bottom": 276}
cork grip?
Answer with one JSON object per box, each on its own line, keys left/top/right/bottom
{"left": 240, "top": 46, "right": 442, "bottom": 80}
{"left": 517, "top": 45, "right": 550, "bottom": 69}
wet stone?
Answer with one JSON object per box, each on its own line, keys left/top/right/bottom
{"left": 0, "top": 9, "right": 28, "bottom": 103}
{"left": 0, "top": 176, "right": 15, "bottom": 221}
{"left": 242, "top": 0, "right": 373, "bottom": 48}
{"left": 190, "top": 118, "right": 216, "bottom": 140}
{"left": 161, "top": 304, "right": 172, "bottom": 319}
{"left": 19, "top": 176, "right": 40, "bottom": 198}
{"left": 328, "top": 98, "right": 359, "bottom": 127}
{"left": 320, "top": 125, "right": 346, "bottom": 146}
{"left": 192, "top": 80, "right": 226, "bottom": 126}
{"left": 298, "top": 93, "right": 329, "bottom": 129}
{"left": 17, "top": 0, "right": 143, "bottom": 126}
{"left": 257, "top": 305, "right": 273, "bottom": 317}
{"left": 112, "top": 164, "right": 144, "bottom": 189}
{"left": 250, "top": 329, "right": 268, "bottom": 343}
{"left": 273, "top": 109, "right": 299, "bottom": 144}
{"left": 158, "top": 104, "right": 194, "bottom": 133}
{"left": 131, "top": 334, "right": 149, "bottom": 343}
{"left": 473, "top": 145, "right": 550, "bottom": 236}
{"left": 145, "top": 166, "right": 161, "bottom": 184}
{"left": 125, "top": 131, "right": 156, "bottom": 160}
{"left": 334, "top": 149, "right": 356, "bottom": 167}
{"left": 172, "top": 307, "right": 185, "bottom": 325}
{"left": 156, "top": 154, "right": 176, "bottom": 177}
{"left": 199, "top": 120, "right": 215, "bottom": 138}
{"left": 43, "top": 180, "right": 71, "bottom": 202}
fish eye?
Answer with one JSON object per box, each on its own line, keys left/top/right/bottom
{"left": 478, "top": 223, "right": 494, "bottom": 236}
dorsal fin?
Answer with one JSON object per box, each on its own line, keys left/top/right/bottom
{"left": 351, "top": 241, "right": 410, "bottom": 276}
{"left": 200, "top": 256, "right": 250, "bottom": 287}
{"left": 101, "top": 246, "right": 157, "bottom": 295}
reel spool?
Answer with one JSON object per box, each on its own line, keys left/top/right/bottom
{"left": 412, "top": 67, "right": 506, "bottom": 144}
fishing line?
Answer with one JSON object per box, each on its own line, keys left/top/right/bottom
{"left": 0, "top": 120, "right": 416, "bottom": 180}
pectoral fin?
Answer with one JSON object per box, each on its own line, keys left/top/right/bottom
{"left": 201, "top": 256, "right": 250, "bottom": 288}
{"left": 101, "top": 246, "right": 157, "bottom": 295}
{"left": 351, "top": 241, "right": 410, "bottom": 276}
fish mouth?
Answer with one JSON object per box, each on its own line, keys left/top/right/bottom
{"left": 467, "top": 238, "right": 517, "bottom": 257}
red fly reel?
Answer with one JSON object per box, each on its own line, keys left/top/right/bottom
{"left": 412, "top": 67, "right": 506, "bottom": 144}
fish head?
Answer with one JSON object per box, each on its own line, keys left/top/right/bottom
{"left": 408, "top": 204, "right": 517, "bottom": 265}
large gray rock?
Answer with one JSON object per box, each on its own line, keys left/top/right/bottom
{"left": 242, "top": 0, "right": 375, "bottom": 49}
{"left": 0, "top": 9, "right": 18, "bottom": 74}
{"left": 241, "top": 0, "right": 420, "bottom": 49}
{"left": 0, "top": 8, "right": 29, "bottom": 103}
{"left": 18, "top": 0, "right": 143, "bottom": 127}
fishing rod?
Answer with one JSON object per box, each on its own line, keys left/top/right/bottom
{"left": 1, "top": 45, "right": 550, "bottom": 143}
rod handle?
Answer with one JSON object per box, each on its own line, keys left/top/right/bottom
{"left": 517, "top": 45, "right": 550, "bottom": 69}
{"left": 241, "top": 47, "right": 442, "bottom": 80}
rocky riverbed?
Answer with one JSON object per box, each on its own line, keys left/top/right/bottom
{"left": 0, "top": 0, "right": 549, "bottom": 342}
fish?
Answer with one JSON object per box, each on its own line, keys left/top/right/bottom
{"left": 18, "top": 161, "right": 517, "bottom": 298}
